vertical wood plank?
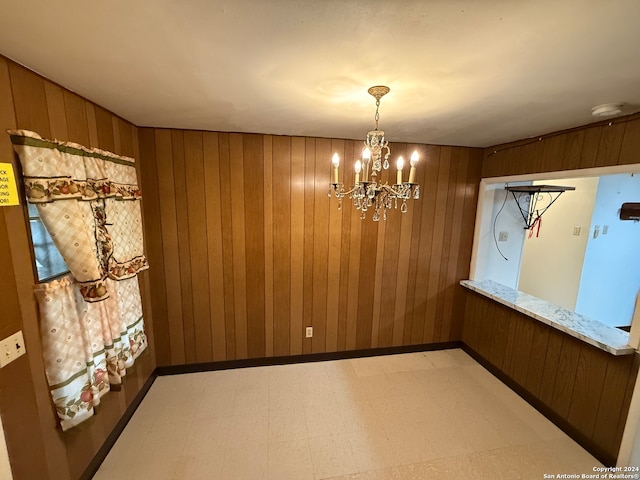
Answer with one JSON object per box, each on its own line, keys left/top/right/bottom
{"left": 85, "top": 103, "right": 99, "bottom": 147}
{"left": 263, "top": 135, "right": 274, "bottom": 357}
{"left": 538, "top": 331, "right": 564, "bottom": 406}
{"left": 138, "top": 128, "right": 171, "bottom": 366}
{"left": 243, "top": 134, "right": 266, "bottom": 358}
{"left": 203, "top": 132, "right": 227, "bottom": 361}
{"left": 272, "top": 135, "right": 291, "bottom": 356}
{"left": 540, "top": 134, "right": 567, "bottom": 173}
{"left": 290, "top": 137, "right": 305, "bottom": 355}
{"left": 93, "top": 106, "right": 115, "bottom": 152}
{"left": 302, "top": 138, "right": 316, "bottom": 355}
{"left": 337, "top": 140, "right": 354, "bottom": 351}
{"left": 561, "top": 129, "right": 586, "bottom": 171}
{"left": 355, "top": 215, "right": 378, "bottom": 349}
{"left": 506, "top": 316, "right": 535, "bottom": 386}
{"left": 523, "top": 323, "right": 550, "bottom": 397}
{"left": 614, "top": 356, "right": 640, "bottom": 456}
{"left": 229, "top": 133, "right": 248, "bottom": 359}
{"left": 451, "top": 150, "right": 482, "bottom": 340}
{"left": 550, "top": 336, "right": 581, "bottom": 419}
{"left": 377, "top": 145, "right": 403, "bottom": 346}
{"left": 345, "top": 147, "right": 362, "bottom": 350}
{"left": 326, "top": 139, "right": 344, "bottom": 351}
{"left": 595, "top": 121, "right": 626, "bottom": 167}
{"left": 619, "top": 118, "right": 640, "bottom": 165}
{"left": 184, "top": 130, "right": 213, "bottom": 362}
{"left": 312, "top": 138, "right": 331, "bottom": 353}
{"left": 578, "top": 125, "right": 602, "bottom": 168}
{"left": 118, "top": 118, "right": 134, "bottom": 157}
{"left": 392, "top": 165, "right": 415, "bottom": 346}
{"left": 63, "top": 91, "right": 90, "bottom": 145}
{"left": 111, "top": 116, "right": 121, "bottom": 153}
{"left": 43, "top": 83, "right": 68, "bottom": 140}
{"left": 592, "top": 354, "right": 634, "bottom": 452}
{"left": 408, "top": 145, "right": 438, "bottom": 343}
{"left": 154, "top": 129, "right": 185, "bottom": 364}
{"left": 172, "top": 130, "right": 196, "bottom": 363}
{"left": 567, "top": 347, "right": 608, "bottom": 438}
{"left": 8, "top": 62, "right": 51, "bottom": 137}
{"left": 434, "top": 147, "right": 459, "bottom": 341}
{"left": 218, "top": 133, "right": 236, "bottom": 359}
{"left": 440, "top": 148, "right": 469, "bottom": 341}
{"left": 423, "top": 146, "right": 451, "bottom": 343}
{"left": 370, "top": 194, "right": 387, "bottom": 348}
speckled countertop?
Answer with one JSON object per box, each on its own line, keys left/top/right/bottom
{"left": 461, "top": 279, "right": 634, "bottom": 356}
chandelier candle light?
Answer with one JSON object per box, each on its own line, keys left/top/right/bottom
{"left": 329, "top": 86, "right": 420, "bottom": 221}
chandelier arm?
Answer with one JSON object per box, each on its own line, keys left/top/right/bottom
{"left": 380, "top": 184, "right": 406, "bottom": 196}
{"left": 341, "top": 185, "right": 362, "bottom": 196}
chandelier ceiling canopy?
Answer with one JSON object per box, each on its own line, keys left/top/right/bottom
{"left": 329, "top": 86, "right": 420, "bottom": 221}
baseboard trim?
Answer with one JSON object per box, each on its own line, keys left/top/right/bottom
{"left": 460, "top": 343, "right": 616, "bottom": 467}
{"left": 79, "top": 372, "right": 158, "bottom": 480}
{"left": 154, "top": 341, "right": 463, "bottom": 376}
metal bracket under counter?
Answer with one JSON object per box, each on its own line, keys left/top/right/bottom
{"left": 461, "top": 279, "right": 635, "bottom": 356}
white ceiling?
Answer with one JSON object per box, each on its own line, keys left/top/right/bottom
{"left": 1, "top": 0, "right": 640, "bottom": 148}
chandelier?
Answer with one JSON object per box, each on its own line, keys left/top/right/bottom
{"left": 329, "top": 86, "right": 420, "bottom": 221}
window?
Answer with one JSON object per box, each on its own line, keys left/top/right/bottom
{"left": 27, "top": 203, "right": 69, "bottom": 281}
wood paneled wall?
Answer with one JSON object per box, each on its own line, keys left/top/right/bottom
{"left": 0, "top": 56, "right": 156, "bottom": 480}
{"left": 138, "top": 129, "right": 483, "bottom": 365}
{"left": 463, "top": 291, "right": 639, "bottom": 465}
{"left": 464, "top": 113, "right": 640, "bottom": 465}
{"left": 482, "top": 112, "right": 640, "bottom": 177}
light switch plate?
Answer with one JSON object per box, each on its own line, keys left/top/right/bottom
{"left": 0, "top": 330, "right": 26, "bottom": 368}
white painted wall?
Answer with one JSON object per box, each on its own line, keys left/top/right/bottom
{"left": 0, "top": 416, "right": 13, "bottom": 480}
{"left": 473, "top": 182, "right": 529, "bottom": 288}
{"left": 575, "top": 173, "right": 640, "bottom": 327}
{"left": 518, "top": 177, "right": 599, "bottom": 310}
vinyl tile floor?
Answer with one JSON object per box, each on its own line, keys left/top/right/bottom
{"left": 93, "top": 348, "right": 601, "bottom": 479}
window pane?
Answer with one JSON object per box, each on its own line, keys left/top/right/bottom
{"left": 28, "top": 207, "right": 69, "bottom": 281}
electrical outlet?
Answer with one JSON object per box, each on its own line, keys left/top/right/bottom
{"left": 572, "top": 226, "right": 581, "bottom": 236}
{"left": 0, "top": 330, "right": 26, "bottom": 368}
{"left": 498, "top": 231, "right": 508, "bottom": 242}
{"left": 603, "top": 225, "right": 609, "bottom": 235}
{"left": 305, "top": 326, "right": 313, "bottom": 338}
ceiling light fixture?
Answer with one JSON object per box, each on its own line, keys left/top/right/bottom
{"left": 329, "top": 86, "right": 420, "bottom": 221}
{"left": 591, "top": 103, "right": 623, "bottom": 117}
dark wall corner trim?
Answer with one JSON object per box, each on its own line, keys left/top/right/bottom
{"left": 460, "top": 342, "right": 618, "bottom": 467}
{"left": 79, "top": 372, "right": 158, "bottom": 480}
{"left": 155, "top": 341, "right": 463, "bottom": 376}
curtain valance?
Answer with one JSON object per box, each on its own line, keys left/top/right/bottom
{"left": 9, "top": 129, "right": 148, "bottom": 302}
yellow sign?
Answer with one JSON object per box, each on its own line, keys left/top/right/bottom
{"left": 0, "top": 163, "right": 19, "bottom": 206}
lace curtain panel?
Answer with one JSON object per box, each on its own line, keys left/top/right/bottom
{"left": 9, "top": 129, "right": 149, "bottom": 431}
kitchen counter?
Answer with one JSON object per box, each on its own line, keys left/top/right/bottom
{"left": 461, "top": 279, "right": 634, "bottom": 355}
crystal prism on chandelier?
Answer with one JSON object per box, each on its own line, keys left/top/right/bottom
{"left": 329, "top": 86, "right": 420, "bottom": 221}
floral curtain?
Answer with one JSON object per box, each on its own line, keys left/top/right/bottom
{"left": 9, "top": 129, "right": 148, "bottom": 430}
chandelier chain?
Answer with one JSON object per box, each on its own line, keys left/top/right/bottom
{"left": 374, "top": 99, "right": 381, "bottom": 130}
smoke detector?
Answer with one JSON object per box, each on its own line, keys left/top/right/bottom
{"left": 591, "top": 103, "right": 623, "bottom": 117}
